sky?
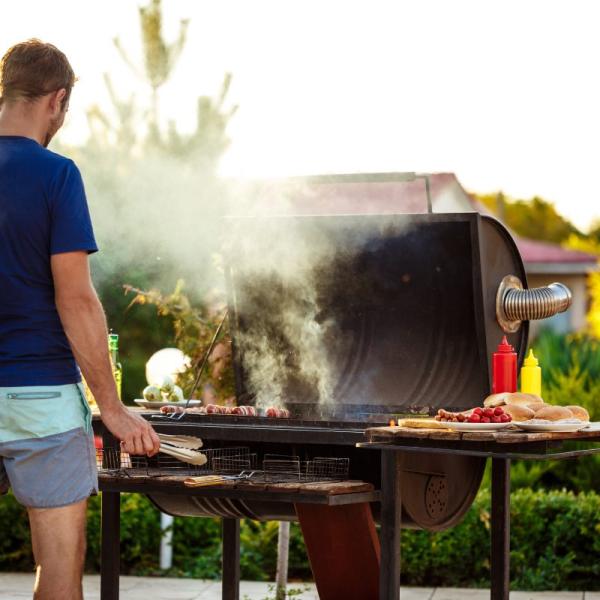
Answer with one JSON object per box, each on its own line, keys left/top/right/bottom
{"left": 1, "top": 0, "right": 599, "bottom": 231}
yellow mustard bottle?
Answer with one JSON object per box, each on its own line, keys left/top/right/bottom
{"left": 520, "top": 349, "right": 542, "bottom": 396}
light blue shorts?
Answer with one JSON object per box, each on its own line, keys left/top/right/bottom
{"left": 0, "top": 383, "right": 98, "bottom": 508}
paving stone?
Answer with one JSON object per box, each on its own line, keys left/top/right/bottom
{"left": 432, "top": 588, "right": 490, "bottom": 600}
{"left": 402, "top": 587, "right": 436, "bottom": 600}
{"left": 512, "top": 594, "right": 583, "bottom": 600}
{"left": 196, "top": 581, "right": 319, "bottom": 599}
{"left": 0, "top": 574, "right": 595, "bottom": 600}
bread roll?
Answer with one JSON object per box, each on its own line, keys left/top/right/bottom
{"left": 504, "top": 404, "right": 535, "bottom": 422}
{"left": 484, "top": 392, "right": 544, "bottom": 408}
{"left": 565, "top": 406, "right": 590, "bottom": 422}
{"left": 505, "top": 393, "right": 544, "bottom": 407}
{"left": 534, "top": 405, "right": 573, "bottom": 421}
{"left": 526, "top": 402, "right": 545, "bottom": 412}
{"left": 484, "top": 393, "right": 511, "bottom": 408}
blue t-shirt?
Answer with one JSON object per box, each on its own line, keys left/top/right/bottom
{"left": 0, "top": 136, "right": 98, "bottom": 386}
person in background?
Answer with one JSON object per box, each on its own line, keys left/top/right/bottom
{"left": 0, "top": 39, "right": 160, "bottom": 600}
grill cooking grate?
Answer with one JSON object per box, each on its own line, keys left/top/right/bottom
{"left": 97, "top": 447, "right": 349, "bottom": 483}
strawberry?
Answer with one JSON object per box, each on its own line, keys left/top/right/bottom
{"left": 481, "top": 416, "right": 491, "bottom": 423}
{"left": 484, "top": 408, "right": 495, "bottom": 418}
{"left": 494, "top": 407, "right": 504, "bottom": 416}
{"left": 473, "top": 407, "right": 483, "bottom": 416}
{"left": 468, "top": 414, "right": 481, "bottom": 423}
{"left": 491, "top": 415, "right": 501, "bottom": 423}
{"left": 500, "top": 414, "right": 510, "bottom": 423}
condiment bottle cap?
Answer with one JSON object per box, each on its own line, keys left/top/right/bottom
{"left": 496, "top": 335, "right": 514, "bottom": 353}
{"left": 524, "top": 349, "right": 539, "bottom": 366}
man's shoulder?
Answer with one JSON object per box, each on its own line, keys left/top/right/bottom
{"left": 36, "top": 145, "right": 77, "bottom": 172}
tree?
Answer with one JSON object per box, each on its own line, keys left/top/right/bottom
{"left": 564, "top": 235, "right": 600, "bottom": 339}
{"left": 56, "top": 0, "right": 237, "bottom": 401}
{"left": 476, "top": 193, "right": 581, "bottom": 243}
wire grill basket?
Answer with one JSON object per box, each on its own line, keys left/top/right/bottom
{"left": 96, "top": 447, "right": 349, "bottom": 483}
{"left": 96, "top": 446, "right": 254, "bottom": 478}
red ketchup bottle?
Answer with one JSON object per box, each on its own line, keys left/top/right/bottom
{"left": 492, "top": 336, "right": 517, "bottom": 394}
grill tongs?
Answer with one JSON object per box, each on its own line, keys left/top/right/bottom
{"left": 157, "top": 433, "right": 207, "bottom": 466}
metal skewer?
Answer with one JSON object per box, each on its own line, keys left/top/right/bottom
{"left": 167, "top": 309, "right": 229, "bottom": 420}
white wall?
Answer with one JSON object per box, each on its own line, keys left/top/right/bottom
{"left": 527, "top": 273, "right": 588, "bottom": 339}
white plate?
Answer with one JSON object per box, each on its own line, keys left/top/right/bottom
{"left": 515, "top": 420, "right": 588, "bottom": 433}
{"left": 134, "top": 399, "right": 202, "bottom": 409}
{"left": 444, "top": 421, "right": 513, "bottom": 432}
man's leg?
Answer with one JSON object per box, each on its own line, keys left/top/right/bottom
{"left": 28, "top": 499, "right": 87, "bottom": 600}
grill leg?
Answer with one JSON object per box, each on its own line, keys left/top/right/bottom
{"left": 491, "top": 458, "right": 511, "bottom": 600}
{"left": 101, "top": 491, "right": 121, "bottom": 600}
{"left": 222, "top": 518, "right": 240, "bottom": 600}
{"left": 380, "top": 451, "right": 402, "bottom": 600}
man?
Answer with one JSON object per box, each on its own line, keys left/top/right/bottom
{"left": 0, "top": 39, "right": 161, "bottom": 599}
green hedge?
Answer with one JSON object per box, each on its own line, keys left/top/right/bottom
{"left": 1, "top": 488, "right": 599, "bottom": 590}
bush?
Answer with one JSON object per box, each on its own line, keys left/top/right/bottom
{"left": 488, "top": 330, "right": 600, "bottom": 492}
{"left": 401, "top": 488, "right": 600, "bottom": 590}
{"left": 2, "top": 488, "right": 600, "bottom": 590}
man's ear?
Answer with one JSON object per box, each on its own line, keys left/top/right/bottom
{"left": 49, "top": 88, "right": 67, "bottom": 117}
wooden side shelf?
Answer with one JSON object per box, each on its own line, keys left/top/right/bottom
{"left": 365, "top": 425, "right": 600, "bottom": 444}
{"left": 98, "top": 474, "right": 379, "bottom": 506}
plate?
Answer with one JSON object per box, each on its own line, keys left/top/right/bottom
{"left": 514, "top": 420, "right": 588, "bottom": 433}
{"left": 134, "top": 399, "right": 202, "bottom": 409}
{"left": 443, "top": 421, "right": 513, "bottom": 432}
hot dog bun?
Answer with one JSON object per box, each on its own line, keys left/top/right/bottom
{"left": 506, "top": 393, "right": 544, "bottom": 407}
{"left": 564, "top": 406, "right": 590, "bottom": 422}
{"left": 533, "top": 405, "right": 574, "bottom": 421}
{"left": 484, "top": 393, "right": 511, "bottom": 408}
{"left": 484, "top": 392, "right": 544, "bottom": 408}
{"left": 504, "top": 404, "right": 535, "bottom": 422}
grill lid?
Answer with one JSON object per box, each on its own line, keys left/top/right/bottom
{"left": 226, "top": 212, "right": 526, "bottom": 420}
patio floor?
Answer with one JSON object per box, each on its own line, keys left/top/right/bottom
{"left": 0, "top": 573, "right": 597, "bottom": 600}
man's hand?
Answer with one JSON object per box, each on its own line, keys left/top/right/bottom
{"left": 101, "top": 406, "right": 161, "bottom": 456}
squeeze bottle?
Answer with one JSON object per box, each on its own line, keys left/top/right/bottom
{"left": 492, "top": 336, "right": 517, "bottom": 394}
{"left": 520, "top": 349, "right": 542, "bottom": 396}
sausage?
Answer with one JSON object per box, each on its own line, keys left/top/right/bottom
{"left": 265, "top": 407, "right": 291, "bottom": 418}
{"left": 231, "top": 405, "right": 257, "bottom": 416}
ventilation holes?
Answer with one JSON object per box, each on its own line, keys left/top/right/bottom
{"left": 425, "top": 475, "right": 448, "bottom": 520}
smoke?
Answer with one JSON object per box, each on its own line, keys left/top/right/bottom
{"left": 75, "top": 147, "right": 345, "bottom": 408}
{"left": 71, "top": 149, "right": 228, "bottom": 297}
{"left": 225, "top": 193, "right": 342, "bottom": 409}
{"left": 73, "top": 149, "right": 427, "bottom": 414}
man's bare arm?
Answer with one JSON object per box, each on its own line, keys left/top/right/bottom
{"left": 51, "top": 251, "right": 160, "bottom": 455}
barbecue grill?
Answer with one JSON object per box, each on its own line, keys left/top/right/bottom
{"left": 137, "top": 209, "right": 570, "bottom": 531}
{"left": 97, "top": 175, "right": 575, "bottom": 600}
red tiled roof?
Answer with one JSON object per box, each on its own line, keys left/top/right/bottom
{"left": 464, "top": 189, "right": 598, "bottom": 265}
{"left": 515, "top": 237, "right": 597, "bottom": 264}
{"left": 247, "top": 172, "right": 599, "bottom": 267}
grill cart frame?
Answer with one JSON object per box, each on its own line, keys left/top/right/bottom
{"left": 96, "top": 418, "right": 600, "bottom": 600}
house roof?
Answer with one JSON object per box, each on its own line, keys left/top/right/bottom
{"left": 516, "top": 238, "right": 596, "bottom": 264}
{"left": 463, "top": 183, "right": 599, "bottom": 272}
{"left": 243, "top": 172, "right": 599, "bottom": 273}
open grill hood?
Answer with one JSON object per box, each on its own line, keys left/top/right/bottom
{"left": 226, "top": 212, "right": 528, "bottom": 420}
